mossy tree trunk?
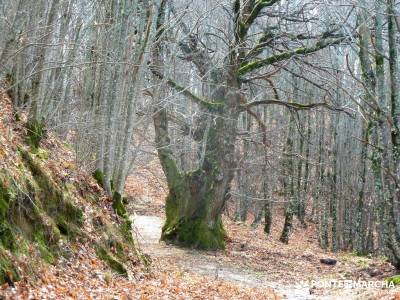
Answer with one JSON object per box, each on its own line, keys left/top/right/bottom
{"left": 153, "top": 73, "right": 240, "bottom": 249}
{"left": 152, "top": 0, "right": 239, "bottom": 250}
{"left": 151, "top": 0, "right": 349, "bottom": 250}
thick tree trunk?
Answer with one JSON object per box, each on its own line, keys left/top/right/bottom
{"left": 161, "top": 171, "right": 226, "bottom": 249}
{"left": 150, "top": 0, "right": 245, "bottom": 250}
{"left": 156, "top": 81, "right": 240, "bottom": 249}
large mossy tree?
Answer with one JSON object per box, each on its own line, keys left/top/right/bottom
{"left": 152, "top": 0, "right": 349, "bottom": 249}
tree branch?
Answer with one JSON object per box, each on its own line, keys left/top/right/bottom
{"left": 242, "top": 99, "right": 352, "bottom": 116}
{"left": 151, "top": 69, "right": 223, "bottom": 110}
{"left": 238, "top": 0, "right": 280, "bottom": 40}
{"left": 238, "top": 36, "right": 347, "bottom": 75}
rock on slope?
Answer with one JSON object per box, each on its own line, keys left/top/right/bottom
{"left": 0, "top": 90, "right": 141, "bottom": 285}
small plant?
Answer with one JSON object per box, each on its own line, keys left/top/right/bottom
{"left": 379, "top": 255, "right": 389, "bottom": 263}
{"left": 385, "top": 275, "right": 400, "bottom": 286}
{"left": 356, "top": 257, "right": 370, "bottom": 269}
{"left": 26, "top": 119, "right": 46, "bottom": 151}
{"left": 104, "top": 271, "right": 113, "bottom": 286}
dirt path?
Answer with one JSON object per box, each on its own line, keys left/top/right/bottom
{"left": 132, "top": 215, "right": 380, "bottom": 300}
{"left": 126, "top": 161, "right": 399, "bottom": 299}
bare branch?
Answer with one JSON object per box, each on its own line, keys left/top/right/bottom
{"left": 151, "top": 68, "right": 223, "bottom": 111}
{"left": 239, "top": 36, "right": 347, "bottom": 75}
{"left": 242, "top": 99, "right": 353, "bottom": 116}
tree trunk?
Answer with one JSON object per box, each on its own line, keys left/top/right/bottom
{"left": 386, "top": 0, "right": 400, "bottom": 267}
{"left": 155, "top": 82, "right": 240, "bottom": 248}
{"left": 151, "top": 1, "right": 240, "bottom": 249}
{"left": 280, "top": 109, "right": 295, "bottom": 244}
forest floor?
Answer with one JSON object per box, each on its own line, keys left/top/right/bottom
{"left": 126, "top": 157, "right": 400, "bottom": 300}
{"left": 2, "top": 154, "right": 400, "bottom": 300}
{"left": 2, "top": 152, "right": 400, "bottom": 299}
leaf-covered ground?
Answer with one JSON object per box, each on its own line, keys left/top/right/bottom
{"left": 127, "top": 157, "right": 400, "bottom": 300}
{"left": 1, "top": 244, "right": 276, "bottom": 299}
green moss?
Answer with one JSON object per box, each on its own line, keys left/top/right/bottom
{"left": 34, "top": 231, "right": 57, "bottom": 264}
{"left": 161, "top": 172, "right": 226, "bottom": 250}
{"left": 169, "top": 217, "right": 224, "bottom": 250}
{"left": 0, "top": 247, "right": 20, "bottom": 285}
{"left": 111, "top": 240, "right": 125, "bottom": 260}
{"left": 55, "top": 216, "right": 80, "bottom": 237}
{"left": 26, "top": 119, "right": 45, "bottom": 150}
{"left": 92, "top": 169, "right": 105, "bottom": 188}
{"left": 0, "top": 223, "right": 15, "bottom": 250}
{"left": 0, "top": 149, "right": 86, "bottom": 268}
{"left": 35, "top": 148, "right": 49, "bottom": 160}
{"left": 0, "top": 178, "right": 17, "bottom": 251}
{"left": 386, "top": 275, "right": 400, "bottom": 286}
{"left": 95, "top": 245, "right": 127, "bottom": 277}
{"left": 112, "top": 192, "right": 128, "bottom": 219}
{"left": 0, "top": 179, "right": 12, "bottom": 218}
{"left": 20, "top": 149, "right": 84, "bottom": 230}
{"left": 162, "top": 209, "right": 225, "bottom": 250}
{"left": 0, "top": 133, "right": 141, "bottom": 285}
{"left": 112, "top": 192, "right": 134, "bottom": 244}
{"left": 120, "top": 219, "right": 134, "bottom": 243}
{"left": 238, "top": 38, "right": 343, "bottom": 75}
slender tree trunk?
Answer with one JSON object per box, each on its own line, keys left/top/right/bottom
{"left": 317, "top": 113, "right": 329, "bottom": 249}
{"left": 296, "top": 115, "right": 305, "bottom": 227}
{"left": 262, "top": 107, "right": 272, "bottom": 234}
{"left": 331, "top": 113, "right": 339, "bottom": 251}
{"left": 373, "top": 0, "right": 388, "bottom": 254}
{"left": 355, "top": 121, "right": 371, "bottom": 254}
{"left": 386, "top": 0, "right": 400, "bottom": 267}
{"left": 280, "top": 110, "right": 295, "bottom": 244}
{"left": 354, "top": 5, "right": 376, "bottom": 254}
